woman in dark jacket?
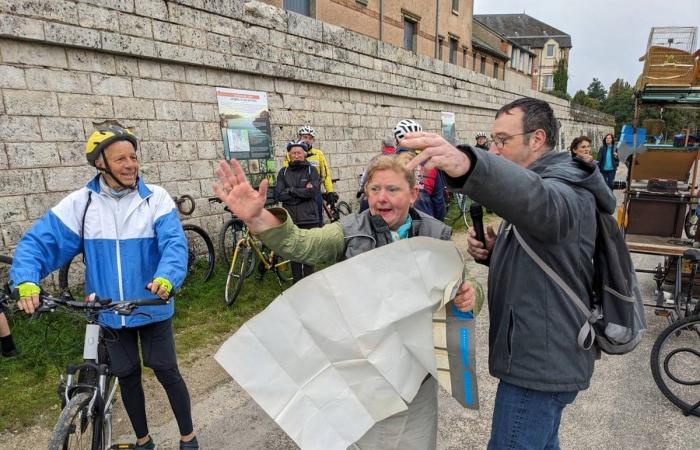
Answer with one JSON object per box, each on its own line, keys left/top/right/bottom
{"left": 596, "top": 133, "right": 618, "bottom": 189}
{"left": 274, "top": 141, "right": 321, "bottom": 282}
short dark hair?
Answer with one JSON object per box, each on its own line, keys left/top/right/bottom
{"left": 569, "top": 135, "right": 591, "bottom": 156}
{"left": 602, "top": 133, "right": 615, "bottom": 147}
{"left": 496, "top": 97, "right": 559, "bottom": 150}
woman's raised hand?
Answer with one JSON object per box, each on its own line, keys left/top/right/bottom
{"left": 214, "top": 159, "right": 268, "bottom": 223}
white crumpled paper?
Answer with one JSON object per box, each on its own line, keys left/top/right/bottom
{"left": 215, "top": 237, "right": 472, "bottom": 450}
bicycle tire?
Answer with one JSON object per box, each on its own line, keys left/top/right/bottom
{"left": 224, "top": 243, "right": 252, "bottom": 306}
{"left": 58, "top": 255, "right": 86, "bottom": 300}
{"left": 684, "top": 209, "right": 698, "bottom": 240}
{"left": 0, "top": 254, "right": 11, "bottom": 285}
{"left": 48, "top": 391, "right": 104, "bottom": 450}
{"left": 650, "top": 315, "right": 700, "bottom": 417}
{"left": 219, "top": 218, "right": 256, "bottom": 277}
{"left": 271, "top": 253, "right": 293, "bottom": 284}
{"left": 183, "top": 224, "right": 215, "bottom": 283}
{"left": 336, "top": 201, "right": 352, "bottom": 217}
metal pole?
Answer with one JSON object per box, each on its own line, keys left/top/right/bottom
{"left": 435, "top": 0, "right": 440, "bottom": 59}
{"left": 379, "top": 0, "right": 384, "bottom": 41}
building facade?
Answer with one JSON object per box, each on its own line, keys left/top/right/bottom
{"left": 264, "top": 0, "right": 473, "bottom": 67}
{"left": 474, "top": 13, "right": 571, "bottom": 92}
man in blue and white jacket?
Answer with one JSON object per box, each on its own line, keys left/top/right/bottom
{"left": 11, "top": 123, "right": 198, "bottom": 450}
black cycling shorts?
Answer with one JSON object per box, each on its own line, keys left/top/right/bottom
{"left": 104, "top": 318, "right": 178, "bottom": 377}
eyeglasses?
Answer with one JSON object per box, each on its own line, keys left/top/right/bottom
{"left": 490, "top": 129, "right": 539, "bottom": 149}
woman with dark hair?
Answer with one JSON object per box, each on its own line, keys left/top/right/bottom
{"left": 596, "top": 133, "right": 618, "bottom": 189}
{"left": 569, "top": 136, "right": 593, "bottom": 163}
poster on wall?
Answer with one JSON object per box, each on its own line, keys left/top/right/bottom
{"left": 216, "top": 87, "right": 276, "bottom": 186}
{"left": 441, "top": 112, "right": 457, "bottom": 145}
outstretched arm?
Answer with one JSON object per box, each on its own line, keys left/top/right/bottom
{"left": 214, "top": 159, "right": 282, "bottom": 234}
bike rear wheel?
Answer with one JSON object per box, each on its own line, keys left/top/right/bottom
{"left": 219, "top": 218, "right": 255, "bottom": 277}
{"left": 48, "top": 391, "right": 104, "bottom": 450}
{"left": 271, "top": 253, "right": 293, "bottom": 284}
{"left": 224, "top": 243, "right": 252, "bottom": 306}
{"left": 650, "top": 315, "right": 700, "bottom": 416}
{"left": 58, "top": 256, "right": 86, "bottom": 300}
{"left": 183, "top": 224, "right": 215, "bottom": 283}
{"left": 336, "top": 200, "right": 352, "bottom": 217}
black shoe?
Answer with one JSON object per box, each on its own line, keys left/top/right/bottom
{"left": 1, "top": 348, "right": 17, "bottom": 357}
{"left": 134, "top": 437, "right": 155, "bottom": 450}
{"left": 180, "top": 436, "right": 199, "bottom": 449}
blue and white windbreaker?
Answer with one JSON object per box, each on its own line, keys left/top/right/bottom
{"left": 11, "top": 175, "right": 188, "bottom": 328}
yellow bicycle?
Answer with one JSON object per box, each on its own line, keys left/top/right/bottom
{"left": 225, "top": 224, "right": 292, "bottom": 306}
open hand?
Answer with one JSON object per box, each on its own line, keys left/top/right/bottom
{"left": 214, "top": 159, "right": 268, "bottom": 223}
{"left": 401, "top": 132, "right": 472, "bottom": 178}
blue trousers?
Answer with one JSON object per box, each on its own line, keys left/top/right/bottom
{"left": 487, "top": 381, "right": 577, "bottom": 450}
{"left": 601, "top": 170, "right": 616, "bottom": 190}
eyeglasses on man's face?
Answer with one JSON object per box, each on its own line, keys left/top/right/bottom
{"left": 490, "top": 129, "right": 539, "bottom": 149}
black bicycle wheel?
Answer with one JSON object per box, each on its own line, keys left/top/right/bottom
{"left": 183, "top": 224, "right": 215, "bottom": 283}
{"left": 224, "top": 243, "right": 252, "bottom": 306}
{"left": 685, "top": 209, "right": 698, "bottom": 239}
{"left": 271, "top": 252, "right": 293, "bottom": 284}
{"left": 58, "top": 255, "right": 86, "bottom": 300}
{"left": 0, "top": 254, "right": 11, "bottom": 287}
{"left": 219, "top": 218, "right": 256, "bottom": 278}
{"left": 650, "top": 315, "right": 700, "bottom": 416}
{"left": 48, "top": 391, "right": 104, "bottom": 450}
{"left": 337, "top": 200, "right": 351, "bottom": 217}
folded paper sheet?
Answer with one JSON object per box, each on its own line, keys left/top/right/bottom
{"left": 215, "top": 237, "right": 479, "bottom": 450}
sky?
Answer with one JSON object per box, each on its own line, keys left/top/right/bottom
{"left": 474, "top": 0, "right": 700, "bottom": 95}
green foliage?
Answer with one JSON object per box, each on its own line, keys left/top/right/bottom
{"left": 571, "top": 90, "right": 600, "bottom": 109}
{"left": 553, "top": 58, "right": 568, "bottom": 95}
{"left": 0, "top": 264, "right": 287, "bottom": 431}
{"left": 549, "top": 90, "right": 571, "bottom": 100}
{"left": 586, "top": 78, "right": 607, "bottom": 102}
{"left": 600, "top": 78, "right": 634, "bottom": 135}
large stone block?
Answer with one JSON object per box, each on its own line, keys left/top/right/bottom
{"left": 39, "top": 117, "right": 85, "bottom": 141}
{"left": 185, "top": 66, "right": 207, "bottom": 84}
{"left": 67, "top": 49, "right": 116, "bottom": 74}
{"left": 77, "top": 3, "right": 120, "bottom": 32}
{"left": 160, "top": 63, "right": 186, "bottom": 81}
{"left": 0, "top": 0, "right": 79, "bottom": 25}
{"left": 0, "top": 168, "right": 44, "bottom": 196}
{"left": 25, "top": 68, "right": 90, "bottom": 94}
{"left": 159, "top": 160, "right": 191, "bottom": 181}
{"left": 286, "top": 11, "right": 322, "bottom": 41}
{"left": 0, "top": 144, "right": 7, "bottom": 169}
{"left": 118, "top": 12, "right": 153, "bottom": 38}
{"left": 3, "top": 89, "right": 58, "bottom": 116}
{"left": 115, "top": 55, "right": 139, "bottom": 76}
{"left": 148, "top": 120, "right": 181, "bottom": 140}
{"left": 91, "top": 74, "right": 132, "bottom": 96}
{"left": 139, "top": 140, "right": 168, "bottom": 162}
{"left": 155, "top": 100, "right": 193, "bottom": 120}
{"left": 7, "top": 142, "right": 60, "bottom": 168}
{"left": 0, "top": 13, "right": 44, "bottom": 40}
{"left": 152, "top": 20, "right": 180, "bottom": 44}
{"left": 58, "top": 93, "right": 114, "bottom": 118}
{"left": 180, "top": 121, "right": 205, "bottom": 140}
{"left": 101, "top": 31, "right": 157, "bottom": 58}
{"left": 45, "top": 22, "right": 101, "bottom": 48}
{"left": 167, "top": 141, "right": 198, "bottom": 161}
{"left": 202, "top": 122, "right": 220, "bottom": 140}
{"left": 132, "top": 78, "right": 175, "bottom": 99}
{"left": 139, "top": 162, "right": 160, "bottom": 182}
{"left": 0, "top": 39, "right": 67, "bottom": 67}
{"left": 167, "top": 2, "right": 210, "bottom": 29}
{"left": 205, "top": 69, "right": 230, "bottom": 87}
{"left": 241, "top": 1, "right": 286, "bottom": 32}
{"left": 197, "top": 140, "right": 218, "bottom": 159}
{"left": 180, "top": 26, "right": 207, "bottom": 49}
{"left": 80, "top": 0, "right": 134, "bottom": 13}
{"left": 135, "top": 0, "right": 168, "bottom": 20}
{"left": 138, "top": 60, "right": 161, "bottom": 79}
{"left": 189, "top": 160, "right": 213, "bottom": 179}
{"left": 210, "top": 14, "right": 244, "bottom": 38}
{"left": 113, "top": 97, "right": 155, "bottom": 119}
{"left": 24, "top": 191, "right": 65, "bottom": 220}
{"left": 1, "top": 221, "right": 30, "bottom": 248}
{"left": 206, "top": 32, "right": 230, "bottom": 54}
{"left": 174, "top": 83, "right": 215, "bottom": 103}
{"left": 0, "top": 116, "right": 41, "bottom": 142}
{"left": 44, "top": 166, "right": 95, "bottom": 192}
{"left": 0, "top": 65, "right": 26, "bottom": 89}
{"left": 56, "top": 141, "right": 84, "bottom": 166}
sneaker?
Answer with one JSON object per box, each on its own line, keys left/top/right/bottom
{"left": 1, "top": 348, "right": 17, "bottom": 357}
{"left": 134, "top": 437, "right": 156, "bottom": 450}
{"left": 180, "top": 436, "right": 199, "bottom": 449}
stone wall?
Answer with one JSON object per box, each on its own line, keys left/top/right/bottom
{"left": 0, "top": 0, "right": 613, "bottom": 255}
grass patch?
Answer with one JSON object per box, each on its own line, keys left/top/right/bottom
{"left": 0, "top": 262, "right": 287, "bottom": 431}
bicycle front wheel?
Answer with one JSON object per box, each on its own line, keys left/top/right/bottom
{"left": 219, "top": 218, "right": 255, "bottom": 277}
{"left": 58, "top": 255, "right": 86, "bottom": 300}
{"left": 48, "top": 391, "right": 104, "bottom": 450}
{"left": 272, "top": 253, "right": 293, "bottom": 284}
{"left": 183, "top": 224, "right": 215, "bottom": 283}
{"left": 336, "top": 201, "right": 352, "bottom": 217}
{"left": 650, "top": 315, "right": 700, "bottom": 416}
{"left": 224, "top": 243, "right": 252, "bottom": 306}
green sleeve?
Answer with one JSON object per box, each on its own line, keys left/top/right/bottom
{"left": 256, "top": 208, "right": 345, "bottom": 264}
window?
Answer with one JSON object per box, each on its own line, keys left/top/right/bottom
{"left": 438, "top": 36, "right": 444, "bottom": 60}
{"left": 452, "top": 0, "right": 459, "bottom": 13}
{"left": 449, "top": 37, "right": 458, "bottom": 64}
{"left": 356, "top": 0, "right": 368, "bottom": 5}
{"left": 527, "top": 56, "right": 533, "bottom": 75}
{"left": 463, "top": 48, "right": 468, "bottom": 67}
{"left": 543, "top": 74, "right": 554, "bottom": 90}
{"left": 403, "top": 19, "right": 416, "bottom": 52}
{"left": 493, "top": 62, "right": 499, "bottom": 79}
{"left": 283, "top": 0, "right": 310, "bottom": 17}
{"left": 520, "top": 53, "right": 526, "bottom": 72}
{"left": 546, "top": 44, "right": 555, "bottom": 58}
{"left": 480, "top": 56, "right": 486, "bottom": 74}
{"left": 472, "top": 53, "right": 477, "bottom": 70}
{"left": 511, "top": 47, "right": 520, "bottom": 69}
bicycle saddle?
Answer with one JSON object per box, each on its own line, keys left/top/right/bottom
{"left": 682, "top": 248, "right": 700, "bottom": 263}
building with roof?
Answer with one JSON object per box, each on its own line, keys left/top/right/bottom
{"left": 474, "top": 13, "right": 571, "bottom": 92}
{"left": 472, "top": 18, "right": 536, "bottom": 88}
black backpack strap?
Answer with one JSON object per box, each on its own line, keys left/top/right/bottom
{"left": 80, "top": 191, "right": 93, "bottom": 240}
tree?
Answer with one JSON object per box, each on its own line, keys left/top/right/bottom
{"left": 571, "top": 89, "right": 600, "bottom": 109}
{"left": 600, "top": 78, "right": 634, "bottom": 135}
{"left": 553, "top": 58, "right": 568, "bottom": 94}
{"left": 586, "top": 78, "right": 607, "bottom": 103}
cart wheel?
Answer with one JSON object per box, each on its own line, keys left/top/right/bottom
{"left": 684, "top": 209, "right": 698, "bottom": 240}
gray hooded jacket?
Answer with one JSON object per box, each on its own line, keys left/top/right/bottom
{"left": 447, "top": 147, "right": 616, "bottom": 392}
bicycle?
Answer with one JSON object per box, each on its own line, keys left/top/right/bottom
{"left": 58, "top": 195, "right": 215, "bottom": 298}
{"left": 450, "top": 192, "right": 472, "bottom": 229}
{"left": 0, "top": 286, "right": 169, "bottom": 450}
{"left": 650, "top": 247, "right": 700, "bottom": 417}
{"left": 225, "top": 223, "right": 292, "bottom": 306}
{"left": 322, "top": 184, "right": 351, "bottom": 223}
{"left": 210, "top": 197, "right": 256, "bottom": 279}
{"left": 173, "top": 195, "right": 215, "bottom": 283}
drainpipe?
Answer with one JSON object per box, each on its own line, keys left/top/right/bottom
{"left": 435, "top": 0, "right": 440, "bottom": 58}
{"left": 379, "top": 0, "right": 384, "bottom": 41}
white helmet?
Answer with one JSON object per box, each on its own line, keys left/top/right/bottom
{"left": 297, "top": 125, "right": 316, "bottom": 137}
{"left": 393, "top": 119, "right": 422, "bottom": 140}
{"left": 475, "top": 131, "right": 488, "bottom": 139}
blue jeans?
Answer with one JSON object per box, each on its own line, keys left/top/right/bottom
{"left": 487, "top": 381, "right": 578, "bottom": 450}
{"left": 602, "top": 170, "right": 616, "bottom": 190}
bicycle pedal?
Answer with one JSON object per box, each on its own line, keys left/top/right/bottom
{"left": 110, "top": 444, "right": 135, "bottom": 449}
{"left": 654, "top": 309, "right": 672, "bottom": 317}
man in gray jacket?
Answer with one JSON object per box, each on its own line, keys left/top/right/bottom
{"left": 402, "top": 98, "right": 616, "bottom": 449}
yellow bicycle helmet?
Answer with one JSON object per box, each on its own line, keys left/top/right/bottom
{"left": 85, "top": 124, "right": 138, "bottom": 167}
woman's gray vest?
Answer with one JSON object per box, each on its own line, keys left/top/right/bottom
{"left": 339, "top": 208, "right": 452, "bottom": 260}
